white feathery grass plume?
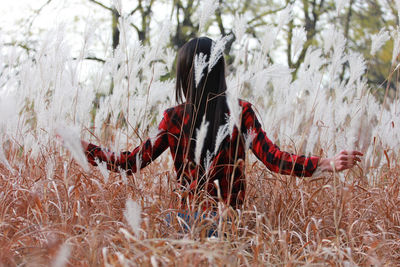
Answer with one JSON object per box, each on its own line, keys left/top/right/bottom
{"left": 391, "top": 27, "right": 400, "bottom": 65}
{"left": 140, "top": 20, "right": 170, "bottom": 74}
{"left": 347, "top": 52, "right": 366, "bottom": 86}
{"left": 56, "top": 124, "right": 89, "bottom": 172}
{"left": 195, "top": 116, "right": 209, "bottom": 165}
{"left": 94, "top": 98, "right": 110, "bottom": 139}
{"left": 148, "top": 80, "right": 173, "bottom": 107}
{"left": 322, "top": 27, "right": 340, "bottom": 54}
{"left": 152, "top": 19, "right": 172, "bottom": 56}
{"left": 336, "top": 0, "right": 349, "bottom": 14}
{"left": 208, "top": 35, "right": 232, "bottom": 73}
{"left": 102, "top": 248, "right": 109, "bottom": 267}
{"left": 194, "top": 53, "right": 209, "bottom": 87}
{"left": 291, "top": 27, "right": 306, "bottom": 61}
{"left": 346, "top": 107, "right": 362, "bottom": 150}
{"left": 113, "top": 0, "right": 123, "bottom": 15}
{"left": 151, "top": 256, "right": 159, "bottom": 267}
{"left": 148, "top": 129, "right": 162, "bottom": 148}
{"left": 264, "top": 64, "right": 293, "bottom": 78}
{"left": 204, "top": 150, "right": 213, "bottom": 176}
{"left": 119, "top": 227, "right": 135, "bottom": 241}
{"left": 118, "top": 167, "right": 128, "bottom": 184}
{"left": 116, "top": 252, "right": 128, "bottom": 266}
{"left": 302, "top": 48, "right": 325, "bottom": 72}
{"left": 306, "top": 125, "right": 319, "bottom": 155}
{"left": 252, "top": 69, "right": 270, "bottom": 96}
{"left": 110, "top": 130, "right": 125, "bottom": 154}
{"left": 163, "top": 47, "right": 175, "bottom": 72}
{"left": 226, "top": 90, "right": 242, "bottom": 135}
{"left": 23, "top": 133, "right": 39, "bottom": 160}
{"left": 135, "top": 153, "right": 142, "bottom": 175}
{"left": 0, "top": 140, "right": 13, "bottom": 174}
{"left": 52, "top": 242, "right": 71, "bottom": 267}
{"left": 124, "top": 199, "right": 142, "bottom": 236}
{"left": 232, "top": 39, "right": 249, "bottom": 67}
{"left": 95, "top": 159, "right": 110, "bottom": 183}
{"left": 81, "top": 19, "right": 96, "bottom": 57}
{"left": 277, "top": 4, "right": 294, "bottom": 31}
{"left": 198, "top": 0, "right": 218, "bottom": 33}
{"left": 328, "top": 31, "right": 347, "bottom": 81}
{"left": 46, "top": 157, "right": 55, "bottom": 180}
{"left": 214, "top": 123, "right": 229, "bottom": 154}
{"left": 0, "top": 93, "right": 19, "bottom": 150}
{"left": 233, "top": 13, "right": 246, "bottom": 43}
{"left": 75, "top": 86, "right": 95, "bottom": 126}
{"left": 261, "top": 25, "right": 278, "bottom": 54}
{"left": 370, "top": 29, "right": 390, "bottom": 56}
{"left": 396, "top": 0, "right": 400, "bottom": 24}
{"left": 244, "top": 128, "right": 256, "bottom": 150}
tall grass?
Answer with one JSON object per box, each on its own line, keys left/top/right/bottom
{"left": 1, "top": 2, "right": 400, "bottom": 266}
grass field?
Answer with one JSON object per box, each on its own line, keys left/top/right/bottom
{"left": 0, "top": 146, "right": 399, "bottom": 265}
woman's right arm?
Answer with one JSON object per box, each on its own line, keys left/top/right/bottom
{"left": 83, "top": 111, "right": 170, "bottom": 175}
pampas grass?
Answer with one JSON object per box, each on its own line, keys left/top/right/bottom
{"left": 194, "top": 53, "right": 208, "bottom": 87}
{"left": 371, "top": 29, "right": 390, "bottom": 56}
{"left": 2, "top": 153, "right": 400, "bottom": 265}
{"left": 52, "top": 242, "right": 71, "bottom": 267}
{"left": 194, "top": 116, "right": 209, "bottom": 165}
{"left": 208, "top": 35, "right": 232, "bottom": 73}
{"left": 124, "top": 199, "right": 142, "bottom": 236}
{"left": 1, "top": 1, "right": 400, "bottom": 265}
{"left": 198, "top": 0, "right": 218, "bottom": 34}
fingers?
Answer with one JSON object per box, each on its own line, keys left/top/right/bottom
{"left": 349, "top": 150, "right": 363, "bottom": 156}
{"left": 339, "top": 150, "right": 363, "bottom": 156}
{"left": 334, "top": 150, "right": 363, "bottom": 171}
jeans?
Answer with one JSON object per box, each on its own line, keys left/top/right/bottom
{"left": 165, "top": 211, "right": 218, "bottom": 237}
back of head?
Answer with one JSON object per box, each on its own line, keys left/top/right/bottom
{"left": 175, "top": 37, "right": 229, "bottom": 167}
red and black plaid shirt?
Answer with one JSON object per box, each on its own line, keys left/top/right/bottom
{"left": 86, "top": 100, "right": 320, "bottom": 209}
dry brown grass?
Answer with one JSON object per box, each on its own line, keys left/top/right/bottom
{"left": 1, "top": 146, "right": 400, "bottom": 266}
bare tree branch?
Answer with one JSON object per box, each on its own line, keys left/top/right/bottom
{"left": 247, "top": 5, "right": 288, "bottom": 26}
{"left": 88, "top": 0, "right": 113, "bottom": 12}
{"left": 70, "top": 56, "right": 106, "bottom": 63}
{"left": 340, "top": 0, "right": 355, "bottom": 81}
{"left": 216, "top": 0, "right": 226, "bottom": 36}
{"left": 4, "top": 42, "right": 33, "bottom": 53}
{"left": 84, "top": 56, "right": 106, "bottom": 63}
{"left": 129, "top": 6, "right": 140, "bottom": 16}
{"left": 27, "top": 0, "right": 53, "bottom": 33}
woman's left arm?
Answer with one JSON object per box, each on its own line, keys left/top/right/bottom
{"left": 242, "top": 102, "right": 362, "bottom": 177}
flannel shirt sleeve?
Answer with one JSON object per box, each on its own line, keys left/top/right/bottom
{"left": 242, "top": 103, "right": 319, "bottom": 177}
{"left": 85, "top": 111, "right": 170, "bottom": 175}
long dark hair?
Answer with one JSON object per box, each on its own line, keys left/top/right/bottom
{"left": 175, "top": 37, "right": 229, "bottom": 167}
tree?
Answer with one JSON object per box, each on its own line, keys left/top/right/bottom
{"left": 170, "top": 0, "right": 195, "bottom": 48}
{"left": 286, "top": 0, "right": 333, "bottom": 77}
{"left": 341, "top": 0, "right": 397, "bottom": 96}
{"left": 88, "top": 0, "right": 155, "bottom": 49}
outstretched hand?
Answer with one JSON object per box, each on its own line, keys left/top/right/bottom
{"left": 319, "top": 150, "right": 363, "bottom": 172}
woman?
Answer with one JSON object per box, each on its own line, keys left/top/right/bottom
{"left": 81, "top": 37, "right": 362, "bottom": 210}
